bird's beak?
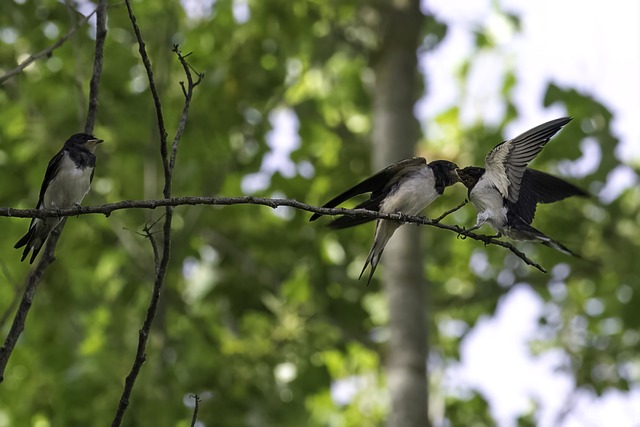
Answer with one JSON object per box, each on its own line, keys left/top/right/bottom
{"left": 85, "top": 138, "right": 103, "bottom": 153}
{"left": 450, "top": 166, "right": 461, "bottom": 183}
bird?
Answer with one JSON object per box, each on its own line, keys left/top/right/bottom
{"left": 455, "top": 117, "right": 588, "bottom": 256}
{"left": 310, "top": 157, "right": 460, "bottom": 285}
{"left": 15, "top": 133, "right": 103, "bottom": 264}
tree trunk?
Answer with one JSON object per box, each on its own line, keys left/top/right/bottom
{"left": 371, "top": 1, "right": 428, "bottom": 426}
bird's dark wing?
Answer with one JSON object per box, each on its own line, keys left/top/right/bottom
{"left": 507, "top": 168, "right": 588, "bottom": 225}
{"left": 35, "top": 148, "right": 67, "bottom": 209}
{"left": 309, "top": 157, "right": 427, "bottom": 222}
{"left": 326, "top": 196, "right": 385, "bottom": 229}
{"left": 485, "top": 117, "right": 572, "bottom": 203}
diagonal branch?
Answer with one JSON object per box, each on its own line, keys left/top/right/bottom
{"left": 0, "top": 7, "right": 97, "bottom": 85}
{"left": 431, "top": 199, "right": 468, "bottom": 223}
{"left": 0, "top": 0, "right": 108, "bottom": 384}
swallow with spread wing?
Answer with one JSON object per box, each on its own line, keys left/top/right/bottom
{"left": 15, "top": 133, "right": 103, "bottom": 264}
{"left": 456, "top": 117, "right": 588, "bottom": 257}
{"left": 311, "top": 158, "right": 460, "bottom": 285}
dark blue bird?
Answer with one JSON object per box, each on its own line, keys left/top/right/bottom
{"left": 456, "top": 117, "right": 588, "bottom": 257}
{"left": 311, "top": 158, "right": 460, "bottom": 284}
{"left": 15, "top": 133, "right": 103, "bottom": 263}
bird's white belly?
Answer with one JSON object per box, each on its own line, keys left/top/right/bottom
{"left": 470, "top": 181, "right": 507, "bottom": 230}
{"left": 380, "top": 168, "right": 438, "bottom": 215}
{"left": 43, "top": 156, "right": 92, "bottom": 209}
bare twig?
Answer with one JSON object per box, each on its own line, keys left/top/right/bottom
{"left": 169, "top": 45, "right": 203, "bottom": 175}
{"left": 85, "top": 0, "right": 108, "bottom": 134}
{"left": 111, "top": 4, "right": 200, "bottom": 426}
{"left": 123, "top": 0, "right": 170, "bottom": 193}
{"left": 3, "top": 196, "right": 547, "bottom": 272}
{"left": 0, "top": 7, "right": 97, "bottom": 85}
{"left": 0, "top": 197, "right": 463, "bottom": 219}
{"left": 141, "top": 221, "right": 161, "bottom": 274}
{"left": 189, "top": 395, "right": 201, "bottom": 427}
{"left": 0, "top": 219, "right": 61, "bottom": 382}
{"left": 0, "top": 1, "right": 108, "bottom": 384}
{"left": 432, "top": 199, "right": 468, "bottom": 223}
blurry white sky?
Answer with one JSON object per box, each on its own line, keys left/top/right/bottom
{"left": 418, "top": 0, "right": 640, "bottom": 203}
{"left": 420, "top": 1, "right": 640, "bottom": 426}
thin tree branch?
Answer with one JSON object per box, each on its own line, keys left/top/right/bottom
{"left": 0, "top": 219, "right": 61, "bottom": 383}
{"left": 3, "top": 196, "right": 547, "bottom": 272}
{"left": 0, "top": 7, "right": 97, "bottom": 85}
{"left": 169, "top": 45, "right": 203, "bottom": 175}
{"left": 189, "top": 395, "right": 201, "bottom": 427}
{"left": 0, "top": 197, "right": 470, "bottom": 219}
{"left": 85, "top": 0, "right": 108, "bottom": 134}
{"left": 431, "top": 199, "right": 468, "bottom": 223}
{"left": 140, "top": 220, "right": 161, "bottom": 274}
{"left": 0, "top": 1, "right": 108, "bottom": 384}
{"left": 122, "top": 0, "right": 170, "bottom": 194}
{"left": 111, "top": 4, "right": 200, "bottom": 426}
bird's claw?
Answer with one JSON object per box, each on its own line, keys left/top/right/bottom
{"left": 73, "top": 203, "right": 82, "bottom": 218}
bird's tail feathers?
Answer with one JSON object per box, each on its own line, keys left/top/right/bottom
{"left": 359, "top": 245, "right": 382, "bottom": 287}
{"left": 539, "top": 237, "right": 582, "bottom": 259}
{"left": 15, "top": 218, "right": 57, "bottom": 264}
{"left": 328, "top": 216, "right": 375, "bottom": 229}
{"left": 358, "top": 221, "right": 398, "bottom": 286}
{"left": 523, "top": 224, "right": 583, "bottom": 259}
{"left": 14, "top": 223, "right": 35, "bottom": 250}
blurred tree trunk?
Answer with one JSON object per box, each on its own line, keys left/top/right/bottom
{"left": 371, "top": 1, "right": 428, "bottom": 427}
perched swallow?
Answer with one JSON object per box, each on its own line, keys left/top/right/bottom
{"left": 310, "top": 157, "right": 460, "bottom": 285}
{"left": 456, "top": 117, "right": 588, "bottom": 256}
{"left": 15, "top": 133, "right": 103, "bottom": 263}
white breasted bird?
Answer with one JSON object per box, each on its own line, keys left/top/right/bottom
{"left": 15, "top": 133, "right": 103, "bottom": 264}
{"left": 310, "top": 158, "right": 460, "bottom": 285}
{"left": 456, "top": 117, "right": 588, "bottom": 256}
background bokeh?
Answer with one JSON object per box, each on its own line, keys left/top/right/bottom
{"left": 0, "top": 0, "right": 638, "bottom": 426}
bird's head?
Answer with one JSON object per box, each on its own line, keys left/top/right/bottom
{"left": 66, "top": 133, "right": 104, "bottom": 153}
{"left": 455, "top": 166, "right": 484, "bottom": 190}
{"left": 429, "top": 160, "right": 460, "bottom": 187}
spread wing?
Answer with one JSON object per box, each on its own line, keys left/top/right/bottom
{"left": 309, "top": 157, "right": 426, "bottom": 223}
{"left": 507, "top": 168, "right": 589, "bottom": 225}
{"left": 35, "top": 148, "right": 67, "bottom": 209}
{"left": 484, "top": 117, "right": 572, "bottom": 203}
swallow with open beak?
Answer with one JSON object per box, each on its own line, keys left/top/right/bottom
{"left": 15, "top": 133, "right": 103, "bottom": 263}
{"left": 311, "top": 158, "right": 460, "bottom": 284}
{"left": 456, "top": 117, "right": 588, "bottom": 257}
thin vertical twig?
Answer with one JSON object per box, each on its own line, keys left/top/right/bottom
{"left": 85, "top": 0, "right": 108, "bottom": 134}
{"left": 189, "top": 395, "right": 201, "bottom": 427}
{"left": 111, "top": 2, "right": 201, "bottom": 425}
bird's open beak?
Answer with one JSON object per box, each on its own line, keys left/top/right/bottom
{"left": 91, "top": 138, "right": 104, "bottom": 144}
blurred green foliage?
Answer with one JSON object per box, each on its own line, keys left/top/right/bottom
{"left": 0, "top": 0, "right": 637, "bottom": 426}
